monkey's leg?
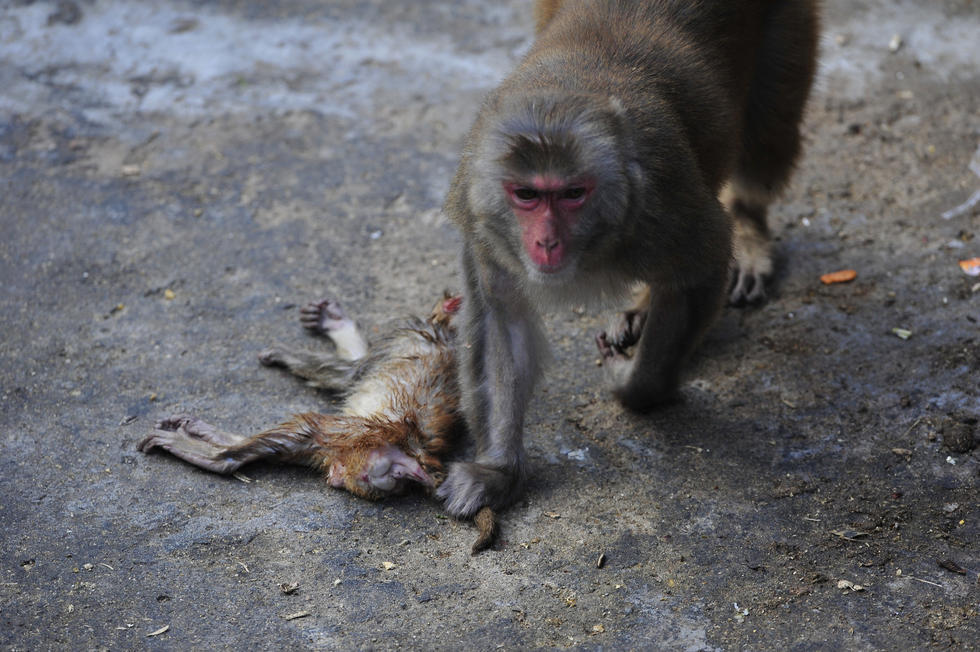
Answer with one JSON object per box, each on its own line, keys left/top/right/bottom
{"left": 139, "top": 414, "right": 322, "bottom": 474}
{"left": 259, "top": 299, "right": 369, "bottom": 391}
{"left": 436, "top": 249, "right": 545, "bottom": 517}
{"left": 727, "top": 1, "right": 819, "bottom": 305}
{"left": 599, "top": 278, "right": 725, "bottom": 411}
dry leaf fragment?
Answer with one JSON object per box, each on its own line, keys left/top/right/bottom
{"left": 281, "top": 611, "right": 310, "bottom": 621}
{"left": 121, "top": 164, "right": 142, "bottom": 177}
{"left": 891, "top": 328, "right": 912, "bottom": 340}
{"left": 820, "top": 269, "right": 857, "bottom": 285}
{"left": 591, "top": 624, "right": 605, "bottom": 634}
{"left": 163, "top": 289, "right": 176, "bottom": 300}
{"left": 279, "top": 582, "right": 299, "bottom": 595}
{"left": 891, "top": 448, "right": 913, "bottom": 457}
{"left": 837, "top": 580, "right": 865, "bottom": 592}
{"left": 937, "top": 559, "right": 967, "bottom": 575}
{"left": 544, "top": 511, "right": 561, "bottom": 519}
{"left": 381, "top": 562, "right": 396, "bottom": 571}
{"left": 958, "top": 258, "right": 980, "bottom": 276}
{"left": 147, "top": 625, "right": 170, "bottom": 637}
{"left": 831, "top": 529, "right": 869, "bottom": 541}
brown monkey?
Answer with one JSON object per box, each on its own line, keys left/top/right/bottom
{"left": 139, "top": 294, "right": 464, "bottom": 500}
{"left": 438, "top": 0, "right": 819, "bottom": 517}
{"left": 140, "top": 294, "right": 501, "bottom": 552}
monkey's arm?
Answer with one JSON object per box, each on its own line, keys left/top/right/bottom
{"left": 598, "top": 185, "right": 731, "bottom": 410}
{"left": 436, "top": 246, "right": 545, "bottom": 517}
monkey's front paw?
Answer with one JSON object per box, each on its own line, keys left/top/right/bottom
{"left": 436, "top": 461, "right": 525, "bottom": 518}
{"left": 595, "top": 331, "right": 630, "bottom": 362}
{"left": 257, "top": 346, "right": 286, "bottom": 367}
{"left": 729, "top": 222, "right": 772, "bottom": 305}
{"left": 300, "top": 299, "right": 351, "bottom": 335}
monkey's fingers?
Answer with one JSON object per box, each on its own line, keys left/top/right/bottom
{"left": 613, "top": 309, "right": 646, "bottom": 350}
{"left": 595, "top": 331, "right": 629, "bottom": 362}
{"left": 470, "top": 506, "right": 499, "bottom": 555}
{"left": 257, "top": 344, "right": 292, "bottom": 368}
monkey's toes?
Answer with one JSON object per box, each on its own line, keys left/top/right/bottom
{"left": 729, "top": 269, "right": 768, "bottom": 305}
{"left": 154, "top": 413, "right": 196, "bottom": 432}
{"left": 300, "top": 298, "right": 349, "bottom": 334}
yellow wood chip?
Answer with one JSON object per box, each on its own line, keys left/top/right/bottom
{"left": 820, "top": 269, "right": 857, "bottom": 284}
{"left": 147, "top": 625, "right": 169, "bottom": 637}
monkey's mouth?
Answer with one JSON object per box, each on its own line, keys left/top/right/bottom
{"left": 534, "top": 260, "right": 565, "bottom": 274}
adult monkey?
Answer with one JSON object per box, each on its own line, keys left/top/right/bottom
{"left": 438, "top": 0, "right": 819, "bottom": 517}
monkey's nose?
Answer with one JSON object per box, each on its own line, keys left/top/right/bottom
{"left": 536, "top": 238, "right": 559, "bottom": 252}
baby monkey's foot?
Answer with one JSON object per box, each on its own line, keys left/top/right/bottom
{"left": 301, "top": 298, "right": 368, "bottom": 361}
{"left": 301, "top": 299, "right": 352, "bottom": 335}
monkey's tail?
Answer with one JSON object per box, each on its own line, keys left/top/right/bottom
{"left": 470, "top": 506, "right": 499, "bottom": 555}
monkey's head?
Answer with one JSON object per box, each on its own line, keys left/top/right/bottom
{"left": 327, "top": 442, "right": 435, "bottom": 500}
{"left": 468, "top": 93, "right": 640, "bottom": 284}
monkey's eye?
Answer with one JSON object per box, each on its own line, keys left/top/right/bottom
{"left": 563, "top": 187, "right": 587, "bottom": 200}
{"left": 513, "top": 187, "right": 539, "bottom": 201}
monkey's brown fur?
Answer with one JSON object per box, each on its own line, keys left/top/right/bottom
{"left": 438, "top": 0, "right": 820, "bottom": 517}
{"left": 140, "top": 295, "right": 500, "bottom": 551}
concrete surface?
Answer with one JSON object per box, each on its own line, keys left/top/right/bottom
{"left": 1, "top": 0, "right": 977, "bottom": 648}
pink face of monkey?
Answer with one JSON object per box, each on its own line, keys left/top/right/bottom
{"left": 504, "top": 175, "right": 595, "bottom": 274}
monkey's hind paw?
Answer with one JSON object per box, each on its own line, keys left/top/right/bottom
{"left": 729, "top": 224, "right": 773, "bottom": 305}
{"left": 139, "top": 414, "right": 244, "bottom": 474}
{"left": 729, "top": 265, "right": 769, "bottom": 305}
{"left": 300, "top": 299, "right": 351, "bottom": 336}
{"left": 151, "top": 414, "right": 241, "bottom": 448}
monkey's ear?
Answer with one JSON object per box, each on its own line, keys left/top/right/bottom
{"left": 326, "top": 461, "right": 347, "bottom": 488}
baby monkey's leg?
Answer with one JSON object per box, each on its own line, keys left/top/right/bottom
{"left": 259, "top": 299, "right": 369, "bottom": 391}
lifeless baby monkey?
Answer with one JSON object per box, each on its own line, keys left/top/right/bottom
{"left": 139, "top": 293, "right": 499, "bottom": 553}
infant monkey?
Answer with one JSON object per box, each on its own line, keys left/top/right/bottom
{"left": 139, "top": 293, "right": 498, "bottom": 553}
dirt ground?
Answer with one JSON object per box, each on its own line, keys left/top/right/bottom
{"left": 1, "top": 0, "right": 977, "bottom": 649}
